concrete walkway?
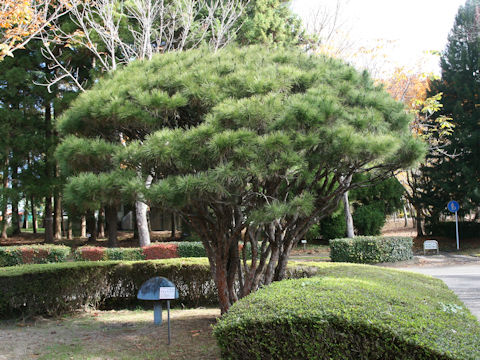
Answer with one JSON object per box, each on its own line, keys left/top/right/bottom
{"left": 393, "top": 256, "right": 480, "bottom": 321}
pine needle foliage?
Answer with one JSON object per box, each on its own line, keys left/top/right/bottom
{"left": 59, "top": 46, "right": 424, "bottom": 313}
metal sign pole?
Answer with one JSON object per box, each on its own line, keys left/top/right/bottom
{"left": 167, "top": 300, "right": 171, "bottom": 345}
{"left": 455, "top": 211, "right": 459, "bottom": 250}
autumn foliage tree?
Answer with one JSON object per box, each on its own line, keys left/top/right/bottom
{"left": 0, "top": 0, "right": 70, "bottom": 59}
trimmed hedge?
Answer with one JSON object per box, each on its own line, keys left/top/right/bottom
{"left": 74, "top": 242, "right": 206, "bottom": 261}
{"left": 0, "top": 245, "right": 71, "bottom": 267}
{"left": 330, "top": 236, "right": 413, "bottom": 264}
{"left": 426, "top": 221, "right": 480, "bottom": 239}
{"left": 214, "top": 263, "right": 480, "bottom": 360}
{"left": 0, "top": 259, "right": 216, "bottom": 319}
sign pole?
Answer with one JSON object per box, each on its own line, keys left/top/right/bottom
{"left": 455, "top": 211, "right": 459, "bottom": 250}
{"left": 167, "top": 300, "right": 171, "bottom": 345}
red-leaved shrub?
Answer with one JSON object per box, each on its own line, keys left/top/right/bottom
{"left": 20, "top": 247, "right": 35, "bottom": 264}
{"left": 142, "top": 243, "right": 178, "bottom": 260}
{"left": 78, "top": 247, "right": 106, "bottom": 261}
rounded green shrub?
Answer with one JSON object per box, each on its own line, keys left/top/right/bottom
{"left": 320, "top": 214, "right": 346, "bottom": 240}
{"left": 353, "top": 203, "right": 385, "bottom": 235}
{"left": 214, "top": 264, "right": 480, "bottom": 360}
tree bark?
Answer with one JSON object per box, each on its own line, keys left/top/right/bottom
{"left": 171, "top": 212, "right": 176, "bottom": 239}
{"left": 44, "top": 196, "right": 54, "bottom": 243}
{"left": 53, "top": 191, "right": 62, "bottom": 240}
{"left": 1, "top": 157, "right": 9, "bottom": 239}
{"left": 105, "top": 205, "right": 118, "bottom": 247}
{"left": 44, "top": 101, "right": 54, "bottom": 244}
{"left": 80, "top": 215, "right": 87, "bottom": 238}
{"left": 31, "top": 196, "right": 37, "bottom": 234}
{"left": 67, "top": 217, "right": 73, "bottom": 239}
{"left": 343, "top": 191, "right": 355, "bottom": 238}
{"left": 414, "top": 205, "right": 424, "bottom": 237}
{"left": 136, "top": 201, "right": 150, "bottom": 247}
{"left": 97, "top": 208, "right": 105, "bottom": 238}
{"left": 11, "top": 163, "right": 21, "bottom": 236}
{"left": 403, "top": 203, "right": 409, "bottom": 227}
{"left": 86, "top": 211, "right": 97, "bottom": 242}
{"left": 136, "top": 174, "right": 153, "bottom": 247}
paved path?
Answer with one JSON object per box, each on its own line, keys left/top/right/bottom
{"left": 395, "top": 260, "right": 480, "bottom": 321}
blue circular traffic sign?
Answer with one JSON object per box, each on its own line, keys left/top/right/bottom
{"left": 447, "top": 200, "right": 460, "bottom": 213}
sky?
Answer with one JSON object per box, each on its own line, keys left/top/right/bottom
{"left": 290, "top": 0, "right": 467, "bottom": 76}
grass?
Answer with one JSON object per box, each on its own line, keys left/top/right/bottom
{"left": 0, "top": 309, "right": 221, "bottom": 360}
{"left": 22, "top": 227, "right": 45, "bottom": 234}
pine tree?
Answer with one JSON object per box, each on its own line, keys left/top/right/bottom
{"left": 425, "top": 0, "right": 480, "bottom": 220}
{"left": 59, "top": 46, "right": 424, "bottom": 312}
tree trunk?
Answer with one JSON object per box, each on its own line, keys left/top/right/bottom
{"left": 136, "top": 201, "right": 150, "bottom": 247}
{"left": 97, "top": 208, "right": 105, "bottom": 238}
{"left": 44, "top": 100, "right": 54, "bottom": 244}
{"left": 54, "top": 192, "right": 62, "bottom": 240}
{"left": 105, "top": 205, "right": 118, "bottom": 247}
{"left": 136, "top": 175, "right": 153, "bottom": 247}
{"left": 67, "top": 217, "right": 73, "bottom": 239}
{"left": 31, "top": 196, "right": 37, "bottom": 234}
{"left": 86, "top": 211, "right": 97, "bottom": 242}
{"left": 403, "top": 203, "right": 409, "bottom": 227}
{"left": 1, "top": 157, "right": 8, "bottom": 239}
{"left": 171, "top": 212, "right": 176, "bottom": 239}
{"left": 81, "top": 215, "right": 87, "bottom": 238}
{"left": 343, "top": 191, "right": 354, "bottom": 238}
{"left": 11, "top": 163, "right": 21, "bottom": 236}
{"left": 414, "top": 205, "right": 424, "bottom": 237}
{"left": 23, "top": 205, "right": 28, "bottom": 229}
{"left": 44, "top": 196, "right": 54, "bottom": 243}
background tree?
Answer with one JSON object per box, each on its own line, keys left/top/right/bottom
{"left": 422, "top": 0, "right": 480, "bottom": 224}
{"left": 59, "top": 46, "right": 424, "bottom": 313}
{"left": 51, "top": 0, "right": 306, "bottom": 246}
{"left": 0, "top": 0, "right": 70, "bottom": 59}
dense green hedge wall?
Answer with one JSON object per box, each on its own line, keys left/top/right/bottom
{"left": 329, "top": 236, "right": 413, "bottom": 264}
{"left": 0, "top": 245, "right": 70, "bottom": 267}
{"left": 426, "top": 221, "right": 480, "bottom": 239}
{"left": 0, "top": 259, "right": 216, "bottom": 319}
{"left": 214, "top": 263, "right": 480, "bottom": 360}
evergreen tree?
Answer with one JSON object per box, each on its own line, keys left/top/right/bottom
{"left": 425, "top": 0, "right": 480, "bottom": 220}
{"left": 59, "top": 46, "right": 424, "bottom": 312}
{"left": 237, "top": 0, "right": 304, "bottom": 45}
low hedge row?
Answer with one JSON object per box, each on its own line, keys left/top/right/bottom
{"left": 214, "top": 263, "right": 480, "bottom": 360}
{"left": 329, "top": 236, "right": 413, "bottom": 264}
{"left": 74, "top": 242, "right": 207, "bottom": 261}
{"left": 0, "top": 259, "right": 216, "bottom": 319}
{"left": 0, "top": 245, "right": 71, "bottom": 267}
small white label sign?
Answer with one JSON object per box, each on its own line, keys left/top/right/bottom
{"left": 159, "top": 287, "right": 176, "bottom": 299}
{"left": 424, "top": 240, "right": 439, "bottom": 250}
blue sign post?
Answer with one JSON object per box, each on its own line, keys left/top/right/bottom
{"left": 447, "top": 201, "right": 460, "bottom": 250}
